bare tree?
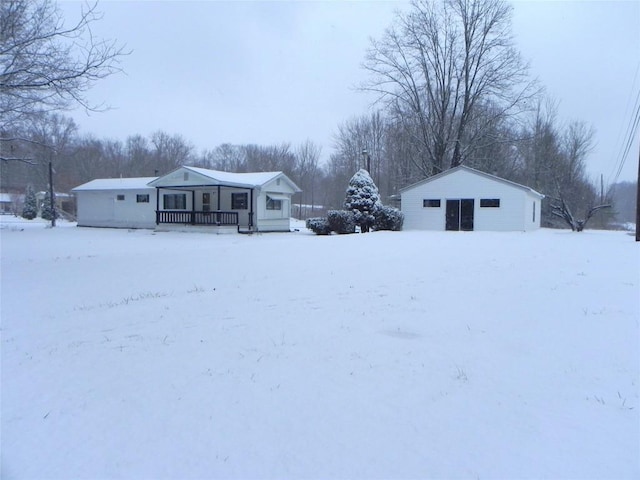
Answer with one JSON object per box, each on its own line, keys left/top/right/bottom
{"left": 244, "top": 143, "right": 296, "bottom": 176}
{"left": 201, "top": 144, "right": 246, "bottom": 172}
{"left": 293, "top": 140, "right": 322, "bottom": 218}
{"left": 26, "top": 113, "right": 78, "bottom": 190}
{"left": 362, "top": 0, "right": 537, "bottom": 176}
{"left": 331, "top": 112, "right": 390, "bottom": 200}
{"left": 547, "top": 120, "right": 611, "bottom": 231}
{"left": 1, "top": 0, "right": 126, "bottom": 160}
{"left": 150, "top": 131, "right": 194, "bottom": 175}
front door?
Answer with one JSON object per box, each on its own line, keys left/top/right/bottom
{"left": 446, "top": 199, "right": 474, "bottom": 231}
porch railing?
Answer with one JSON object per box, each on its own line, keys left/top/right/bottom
{"left": 156, "top": 210, "right": 239, "bottom": 226}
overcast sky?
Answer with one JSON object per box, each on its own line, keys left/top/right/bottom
{"left": 60, "top": 0, "right": 640, "bottom": 184}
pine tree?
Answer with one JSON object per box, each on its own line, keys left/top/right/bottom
{"left": 22, "top": 185, "right": 37, "bottom": 220}
{"left": 344, "top": 169, "right": 382, "bottom": 233}
{"left": 41, "top": 191, "right": 57, "bottom": 221}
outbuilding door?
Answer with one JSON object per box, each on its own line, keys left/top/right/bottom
{"left": 446, "top": 199, "right": 474, "bottom": 231}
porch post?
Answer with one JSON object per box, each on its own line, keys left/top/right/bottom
{"left": 191, "top": 190, "right": 196, "bottom": 225}
{"left": 249, "top": 188, "right": 254, "bottom": 229}
{"left": 155, "top": 188, "right": 160, "bottom": 225}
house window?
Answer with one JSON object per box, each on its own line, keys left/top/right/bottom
{"left": 423, "top": 199, "right": 441, "bottom": 207}
{"left": 232, "top": 192, "right": 248, "bottom": 210}
{"left": 137, "top": 194, "right": 149, "bottom": 203}
{"left": 480, "top": 198, "right": 500, "bottom": 207}
{"left": 116, "top": 194, "right": 125, "bottom": 201}
{"left": 183, "top": 172, "right": 189, "bottom": 181}
{"left": 163, "top": 193, "right": 186, "bottom": 209}
{"left": 266, "top": 195, "right": 282, "bottom": 210}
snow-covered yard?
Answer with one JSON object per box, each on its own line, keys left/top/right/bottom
{"left": 1, "top": 217, "right": 638, "bottom": 479}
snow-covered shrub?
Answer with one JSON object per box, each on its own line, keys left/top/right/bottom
{"left": 40, "top": 192, "right": 57, "bottom": 221}
{"left": 344, "top": 169, "right": 382, "bottom": 233}
{"left": 21, "top": 185, "right": 37, "bottom": 220}
{"left": 306, "top": 217, "right": 332, "bottom": 235}
{"left": 327, "top": 210, "right": 356, "bottom": 234}
{"left": 374, "top": 206, "right": 404, "bottom": 231}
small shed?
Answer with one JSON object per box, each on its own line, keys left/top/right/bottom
{"left": 400, "top": 166, "right": 544, "bottom": 231}
{"left": 71, "top": 177, "right": 158, "bottom": 229}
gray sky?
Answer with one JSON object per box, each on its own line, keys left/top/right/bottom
{"left": 61, "top": 0, "right": 640, "bottom": 184}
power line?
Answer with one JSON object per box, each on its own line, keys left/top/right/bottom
{"left": 608, "top": 61, "right": 640, "bottom": 186}
{"left": 612, "top": 91, "right": 640, "bottom": 185}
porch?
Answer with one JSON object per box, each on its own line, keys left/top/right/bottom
{"left": 155, "top": 210, "right": 256, "bottom": 234}
{"left": 153, "top": 182, "right": 256, "bottom": 232}
{"left": 155, "top": 210, "right": 241, "bottom": 226}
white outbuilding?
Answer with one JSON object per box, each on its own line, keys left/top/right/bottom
{"left": 400, "top": 165, "right": 544, "bottom": 231}
{"left": 72, "top": 166, "right": 302, "bottom": 232}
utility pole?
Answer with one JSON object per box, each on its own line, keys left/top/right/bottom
{"left": 361, "top": 149, "right": 371, "bottom": 172}
{"left": 600, "top": 173, "right": 604, "bottom": 229}
{"left": 635, "top": 145, "right": 639, "bottom": 241}
{"left": 49, "top": 160, "right": 56, "bottom": 227}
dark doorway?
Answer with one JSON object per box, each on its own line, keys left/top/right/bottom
{"left": 446, "top": 199, "right": 460, "bottom": 231}
{"left": 446, "top": 199, "right": 474, "bottom": 231}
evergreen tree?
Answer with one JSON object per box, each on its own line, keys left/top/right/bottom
{"left": 41, "top": 191, "right": 56, "bottom": 221}
{"left": 344, "top": 169, "right": 381, "bottom": 233}
{"left": 22, "top": 185, "right": 37, "bottom": 220}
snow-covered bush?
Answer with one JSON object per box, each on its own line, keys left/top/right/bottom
{"left": 306, "top": 217, "right": 332, "bottom": 235}
{"left": 40, "top": 192, "right": 57, "bottom": 221}
{"left": 21, "top": 185, "right": 37, "bottom": 220}
{"left": 344, "top": 169, "right": 382, "bottom": 233}
{"left": 374, "top": 206, "right": 404, "bottom": 231}
{"left": 327, "top": 210, "right": 356, "bottom": 234}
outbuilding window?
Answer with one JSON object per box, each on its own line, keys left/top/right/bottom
{"left": 116, "top": 194, "right": 125, "bottom": 201}
{"left": 423, "top": 199, "right": 441, "bottom": 207}
{"left": 137, "top": 194, "right": 149, "bottom": 203}
{"left": 163, "top": 193, "right": 186, "bottom": 209}
{"left": 232, "top": 192, "right": 248, "bottom": 210}
{"left": 480, "top": 198, "right": 500, "bottom": 207}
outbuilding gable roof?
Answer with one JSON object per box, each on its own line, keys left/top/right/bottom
{"left": 72, "top": 177, "right": 158, "bottom": 192}
{"left": 400, "top": 165, "right": 544, "bottom": 199}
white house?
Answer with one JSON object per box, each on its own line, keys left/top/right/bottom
{"left": 0, "top": 192, "right": 21, "bottom": 215}
{"left": 72, "top": 166, "right": 301, "bottom": 232}
{"left": 400, "top": 166, "right": 544, "bottom": 231}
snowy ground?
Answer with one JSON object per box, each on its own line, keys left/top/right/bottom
{"left": 1, "top": 216, "right": 638, "bottom": 479}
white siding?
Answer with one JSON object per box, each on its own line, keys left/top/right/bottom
{"left": 76, "top": 189, "right": 156, "bottom": 228}
{"left": 255, "top": 177, "right": 296, "bottom": 231}
{"left": 401, "top": 168, "right": 542, "bottom": 231}
{"left": 523, "top": 194, "right": 543, "bottom": 231}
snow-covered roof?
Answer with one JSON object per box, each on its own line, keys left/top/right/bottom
{"left": 0, "top": 193, "right": 17, "bottom": 202}
{"left": 400, "top": 165, "right": 544, "bottom": 199}
{"left": 148, "top": 166, "right": 301, "bottom": 192}
{"left": 185, "top": 167, "right": 283, "bottom": 187}
{"left": 71, "top": 177, "right": 158, "bottom": 192}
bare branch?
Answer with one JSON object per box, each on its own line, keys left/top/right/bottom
{"left": 0, "top": 155, "right": 35, "bottom": 164}
{"left": 0, "top": 0, "right": 129, "bottom": 131}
